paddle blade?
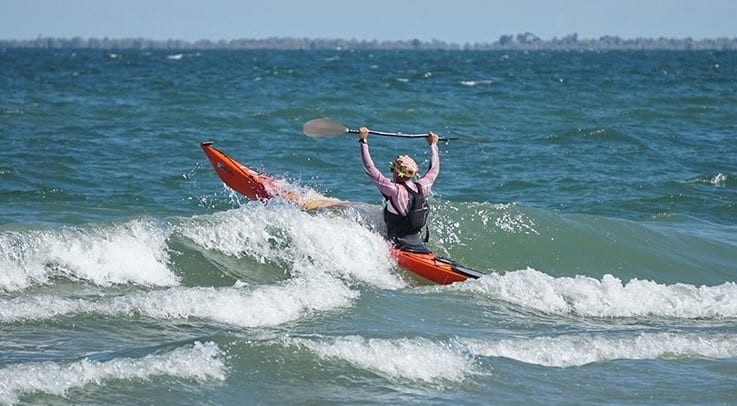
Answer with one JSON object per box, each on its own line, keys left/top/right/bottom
{"left": 303, "top": 118, "right": 350, "bottom": 137}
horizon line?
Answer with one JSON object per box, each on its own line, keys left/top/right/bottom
{"left": 3, "top": 32, "right": 737, "bottom": 43}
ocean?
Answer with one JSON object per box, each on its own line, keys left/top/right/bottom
{"left": 1, "top": 48, "right": 736, "bottom": 405}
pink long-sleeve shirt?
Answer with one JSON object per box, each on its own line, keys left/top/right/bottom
{"left": 360, "top": 142, "right": 440, "bottom": 215}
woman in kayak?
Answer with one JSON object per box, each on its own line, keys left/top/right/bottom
{"left": 358, "top": 126, "right": 440, "bottom": 252}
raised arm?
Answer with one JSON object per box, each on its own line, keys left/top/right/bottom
{"left": 418, "top": 132, "right": 440, "bottom": 190}
{"left": 359, "top": 127, "right": 397, "bottom": 197}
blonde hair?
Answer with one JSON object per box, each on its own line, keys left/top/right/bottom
{"left": 389, "top": 155, "right": 418, "bottom": 178}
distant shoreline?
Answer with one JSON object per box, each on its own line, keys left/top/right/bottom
{"left": 2, "top": 33, "right": 737, "bottom": 51}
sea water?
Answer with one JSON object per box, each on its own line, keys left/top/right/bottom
{"left": 1, "top": 48, "right": 736, "bottom": 404}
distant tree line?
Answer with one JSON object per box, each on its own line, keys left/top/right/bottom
{"left": 2, "top": 33, "right": 736, "bottom": 51}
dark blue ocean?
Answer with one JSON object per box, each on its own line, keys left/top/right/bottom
{"left": 1, "top": 48, "right": 736, "bottom": 404}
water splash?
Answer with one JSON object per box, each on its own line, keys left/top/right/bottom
{"left": 460, "top": 331, "right": 737, "bottom": 367}
{"left": 177, "top": 204, "right": 405, "bottom": 289}
{"left": 0, "top": 219, "right": 177, "bottom": 292}
{"left": 0, "top": 341, "right": 225, "bottom": 404}
{"left": 453, "top": 267, "right": 737, "bottom": 318}
{"left": 288, "top": 335, "right": 477, "bottom": 383}
{"left": 1, "top": 275, "right": 357, "bottom": 328}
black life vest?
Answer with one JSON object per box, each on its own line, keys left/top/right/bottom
{"left": 383, "top": 182, "right": 429, "bottom": 239}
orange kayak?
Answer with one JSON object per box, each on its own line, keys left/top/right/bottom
{"left": 201, "top": 142, "right": 482, "bottom": 284}
{"left": 390, "top": 248, "right": 483, "bottom": 284}
{"left": 200, "top": 141, "right": 278, "bottom": 201}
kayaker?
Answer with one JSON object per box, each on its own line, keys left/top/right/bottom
{"left": 358, "top": 126, "right": 440, "bottom": 252}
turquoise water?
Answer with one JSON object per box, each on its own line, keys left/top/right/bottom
{"left": 1, "top": 48, "right": 736, "bottom": 404}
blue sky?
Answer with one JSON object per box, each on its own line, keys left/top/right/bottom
{"left": 2, "top": 0, "right": 736, "bottom": 43}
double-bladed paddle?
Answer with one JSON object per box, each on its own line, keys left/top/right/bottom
{"left": 302, "top": 118, "right": 457, "bottom": 141}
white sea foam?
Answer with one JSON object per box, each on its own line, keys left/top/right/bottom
{"left": 460, "top": 332, "right": 737, "bottom": 367}
{"left": 178, "top": 205, "right": 405, "bottom": 289}
{"left": 0, "top": 273, "right": 357, "bottom": 327}
{"left": 289, "top": 335, "right": 476, "bottom": 383}
{"left": 460, "top": 79, "right": 493, "bottom": 86}
{"left": 106, "top": 274, "right": 358, "bottom": 327}
{"left": 0, "top": 341, "right": 225, "bottom": 404}
{"left": 685, "top": 172, "right": 729, "bottom": 186}
{"left": 453, "top": 267, "right": 737, "bottom": 318}
{"left": 711, "top": 172, "right": 727, "bottom": 185}
{"left": 0, "top": 219, "right": 177, "bottom": 292}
